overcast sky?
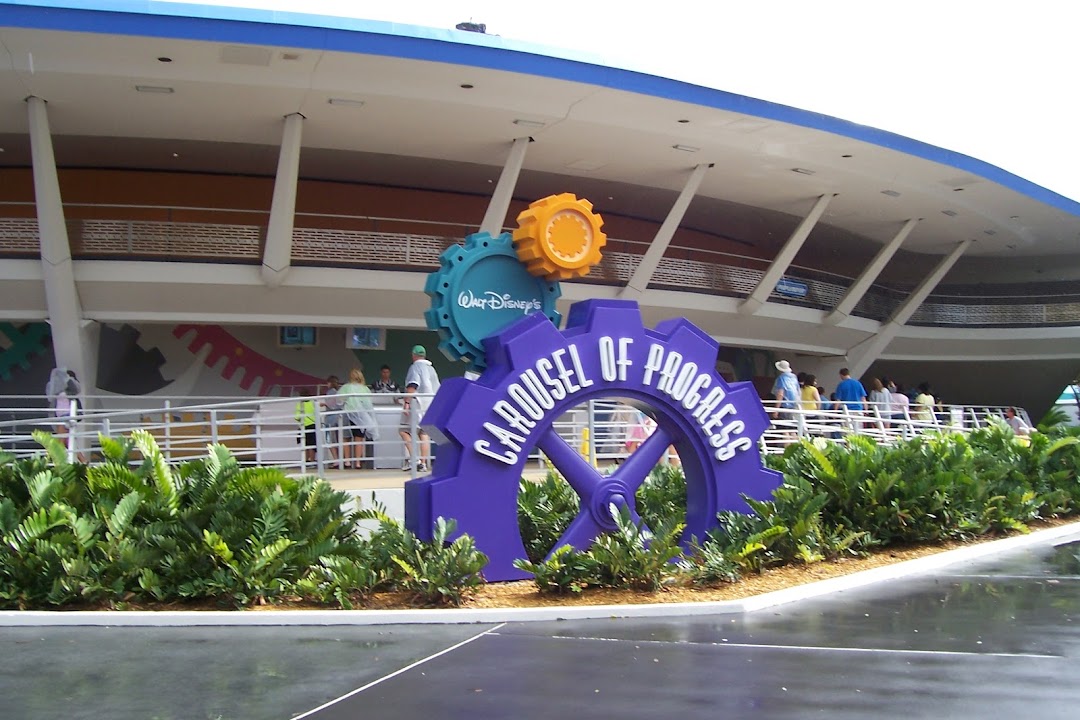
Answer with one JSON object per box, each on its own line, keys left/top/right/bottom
{"left": 163, "top": 0, "right": 1078, "bottom": 203}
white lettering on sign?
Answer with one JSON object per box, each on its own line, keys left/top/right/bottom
{"left": 457, "top": 290, "right": 543, "bottom": 313}
{"left": 599, "top": 336, "right": 634, "bottom": 381}
{"left": 476, "top": 337, "right": 754, "bottom": 467}
{"left": 640, "top": 344, "right": 751, "bottom": 462}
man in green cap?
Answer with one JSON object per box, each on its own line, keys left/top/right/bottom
{"left": 400, "top": 345, "right": 441, "bottom": 472}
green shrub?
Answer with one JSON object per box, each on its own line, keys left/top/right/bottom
{"left": 392, "top": 517, "right": 488, "bottom": 606}
{"left": 635, "top": 464, "right": 687, "bottom": 531}
{"left": 587, "top": 505, "right": 685, "bottom": 591}
{"left": 514, "top": 544, "right": 597, "bottom": 594}
{"left": 1, "top": 432, "right": 367, "bottom": 609}
{"left": 517, "top": 471, "right": 579, "bottom": 562}
{"left": 681, "top": 539, "right": 742, "bottom": 585}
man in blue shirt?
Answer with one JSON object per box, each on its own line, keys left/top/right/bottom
{"left": 771, "top": 360, "right": 800, "bottom": 418}
{"left": 835, "top": 368, "right": 867, "bottom": 412}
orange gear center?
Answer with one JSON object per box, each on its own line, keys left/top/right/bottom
{"left": 546, "top": 211, "right": 591, "bottom": 262}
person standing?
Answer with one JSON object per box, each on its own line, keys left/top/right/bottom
{"left": 768, "top": 360, "right": 803, "bottom": 440}
{"left": 834, "top": 368, "right": 867, "bottom": 433}
{"left": 913, "top": 383, "right": 936, "bottom": 424}
{"left": 372, "top": 365, "right": 401, "bottom": 394}
{"left": 321, "top": 375, "right": 342, "bottom": 462}
{"left": 888, "top": 381, "right": 911, "bottom": 427}
{"left": 770, "top": 360, "right": 800, "bottom": 432}
{"left": 400, "top": 345, "right": 440, "bottom": 472}
{"left": 294, "top": 388, "right": 317, "bottom": 464}
{"left": 835, "top": 368, "right": 867, "bottom": 412}
{"left": 800, "top": 373, "right": 822, "bottom": 412}
{"left": 1004, "top": 407, "right": 1032, "bottom": 436}
{"left": 45, "top": 367, "right": 83, "bottom": 457}
{"left": 338, "top": 368, "right": 377, "bottom": 469}
{"left": 868, "top": 377, "right": 890, "bottom": 421}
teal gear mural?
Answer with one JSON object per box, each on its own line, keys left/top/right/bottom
{"left": 0, "top": 322, "right": 51, "bottom": 381}
{"left": 424, "top": 231, "right": 561, "bottom": 370}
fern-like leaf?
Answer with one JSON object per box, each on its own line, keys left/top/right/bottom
{"left": 25, "top": 470, "right": 62, "bottom": 510}
{"left": 131, "top": 430, "right": 179, "bottom": 514}
{"left": 32, "top": 430, "right": 70, "bottom": 468}
{"left": 105, "top": 491, "right": 142, "bottom": 538}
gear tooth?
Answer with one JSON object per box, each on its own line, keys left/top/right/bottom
{"left": 423, "top": 272, "right": 445, "bottom": 297}
{"left": 438, "top": 337, "right": 465, "bottom": 362}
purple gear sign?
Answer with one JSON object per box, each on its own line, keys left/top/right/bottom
{"left": 405, "top": 299, "right": 782, "bottom": 581}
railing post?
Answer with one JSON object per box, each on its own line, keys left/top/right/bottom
{"left": 409, "top": 402, "right": 419, "bottom": 479}
{"left": 795, "top": 408, "right": 807, "bottom": 438}
{"left": 314, "top": 400, "right": 324, "bottom": 476}
{"left": 66, "top": 399, "right": 77, "bottom": 463}
{"left": 587, "top": 399, "right": 597, "bottom": 467}
{"left": 210, "top": 409, "right": 219, "bottom": 444}
{"left": 164, "top": 400, "right": 172, "bottom": 463}
{"left": 126, "top": 221, "right": 134, "bottom": 253}
{"left": 871, "top": 402, "right": 884, "bottom": 439}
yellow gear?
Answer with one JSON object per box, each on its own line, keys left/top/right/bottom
{"left": 513, "top": 193, "right": 606, "bottom": 280}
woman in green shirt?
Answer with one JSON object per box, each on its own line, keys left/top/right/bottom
{"left": 338, "top": 367, "right": 377, "bottom": 469}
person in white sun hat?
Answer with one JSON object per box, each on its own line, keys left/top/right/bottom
{"left": 771, "top": 360, "right": 800, "bottom": 421}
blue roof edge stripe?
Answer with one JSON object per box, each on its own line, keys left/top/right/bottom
{"left": 3, "top": 0, "right": 1078, "bottom": 217}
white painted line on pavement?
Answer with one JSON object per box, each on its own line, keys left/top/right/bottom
{"left": 290, "top": 622, "right": 505, "bottom": 719}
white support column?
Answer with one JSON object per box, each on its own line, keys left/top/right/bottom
{"left": 479, "top": 136, "right": 530, "bottom": 236}
{"left": 825, "top": 218, "right": 919, "bottom": 325}
{"left": 261, "top": 112, "right": 304, "bottom": 287}
{"left": 620, "top": 163, "right": 712, "bottom": 299}
{"left": 740, "top": 193, "right": 834, "bottom": 315}
{"left": 28, "top": 96, "right": 92, "bottom": 385}
{"left": 846, "top": 239, "right": 972, "bottom": 377}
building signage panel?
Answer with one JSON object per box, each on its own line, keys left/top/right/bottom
{"left": 406, "top": 299, "right": 782, "bottom": 581}
{"left": 774, "top": 277, "right": 809, "bottom": 299}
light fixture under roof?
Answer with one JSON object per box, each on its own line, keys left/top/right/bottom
{"left": 881, "top": 190, "right": 901, "bottom": 197}
{"left": 942, "top": 210, "right": 958, "bottom": 217}
{"left": 135, "top": 85, "right": 174, "bottom": 94}
{"left": 672, "top": 144, "right": 700, "bottom": 153}
{"left": 328, "top": 98, "right": 365, "bottom": 108}
{"left": 791, "top": 167, "right": 815, "bottom": 175}
{"left": 513, "top": 119, "right": 545, "bottom": 129}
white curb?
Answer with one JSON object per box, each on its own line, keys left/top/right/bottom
{"left": 3, "top": 520, "right": 1079, "bottom": 628}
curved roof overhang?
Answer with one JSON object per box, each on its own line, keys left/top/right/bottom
{"left": 1, "top": 0, "right": 1078, "bottom": 261}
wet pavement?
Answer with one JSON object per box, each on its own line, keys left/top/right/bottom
{"left": 3, "top": 530, "right": 1079, "bottom": 719}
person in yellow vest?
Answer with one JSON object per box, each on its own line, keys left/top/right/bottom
{"left": 295, "top": 387, "right": 318, "bottom": 463}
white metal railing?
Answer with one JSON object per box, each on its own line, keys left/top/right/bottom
{"left": 0, "top": 393, "right": 1033, "bottom": 473}
{"left": 755, "top": 399, "right": 1032, "bottom": 454}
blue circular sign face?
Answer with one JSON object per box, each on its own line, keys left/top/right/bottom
{"left": 425, "top": 232, "right": 561, "bottom": 369}
{"left": 406, "top": 298, "right": 783, "bottom": 581}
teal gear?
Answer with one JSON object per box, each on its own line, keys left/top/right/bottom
{"left": 424, "top": 232, "right": 561, "bottom": 370}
